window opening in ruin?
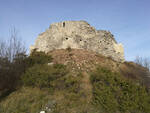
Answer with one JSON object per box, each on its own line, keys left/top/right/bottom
{"left": 63, "top": 22, "right": 65, "bottom": 27}
{"left": 80, "top": 39, "right": 82, "bottom": 41}
{"left": 66, "top": 38, "right": 68, "bottom": 40}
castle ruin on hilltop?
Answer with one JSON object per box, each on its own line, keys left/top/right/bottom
{"left": 30, "top": 21, "right": 125, "bottom": 62}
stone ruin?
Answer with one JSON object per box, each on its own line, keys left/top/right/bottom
{"left": 30, "top": 20, "right": 125, "bottom": 62}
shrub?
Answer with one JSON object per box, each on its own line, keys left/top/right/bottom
{"left": 25, "top": 50, "right": 53, "bottom": 67}
{"left": 90, "top": 67, "right": 150, "bottom": 113}
{"left": 64, "top": 74, "right": 82, "bottom": 93}
{"left": 22, "top": 64, "right": 67, "bottom": 88}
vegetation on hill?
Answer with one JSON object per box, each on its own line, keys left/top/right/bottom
{"left": 0, "top": 34, "right": 150, "bottom": 113}
{"left": 91, "top": 67, "right": 150, "bottom": 113}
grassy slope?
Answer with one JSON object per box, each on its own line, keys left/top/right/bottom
{"left": 0, "top": 49, "right": 150, "bottom": 113}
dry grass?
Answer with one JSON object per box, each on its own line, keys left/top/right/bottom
{"left": 119, "top": 62, "right": 150, "bottom": 87}
{"left": 0, "top": 87, "right": 51, "bottom": 113}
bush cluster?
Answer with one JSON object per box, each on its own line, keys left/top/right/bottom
{"left": 0, "top": 50, "right": 53, "bottom": 99}
{"left": 0, "top": 53, "right": 27, "bottom": 95}
{"left": 90, "top": 67, "right": 150, "bottom": 113}
{"left": 0, "top": 50, "right": 84, "bottom": 113}
{"left": 24, "top": 50, "right": 53, "bottom": 67}
{"left": 22, "top": 61, "right": 82, "bottom": 94}
{"left": 21, "top": 50, "right": 81, "bottom": 91}
{"left": 22, "top": 64, "right": 67, "bottom": 88}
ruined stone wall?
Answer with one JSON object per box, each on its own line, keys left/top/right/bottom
{"left": 30, "top": 21, "right": 125, "bottom": 62}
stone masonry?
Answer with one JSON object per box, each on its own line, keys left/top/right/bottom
{"left": 30, "top": 20, "right": 125, "bottom": 62}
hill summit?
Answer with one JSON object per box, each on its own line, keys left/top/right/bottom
{"left": 30, "top": 20, "right": 125, "bottom": 62}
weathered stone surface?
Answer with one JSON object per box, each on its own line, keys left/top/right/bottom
{"left": 30, "top": 20, "right": 125, "bottom": 62}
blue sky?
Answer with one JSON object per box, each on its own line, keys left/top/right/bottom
{"left": 0, "top": 0, "right": 150, "bottom": 61}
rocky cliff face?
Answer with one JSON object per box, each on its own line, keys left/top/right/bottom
{"left": 30, "top": 20, "right": 125, "bottom": 62}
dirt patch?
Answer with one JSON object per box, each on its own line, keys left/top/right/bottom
{"left": 48, "top": 49, "right": 120, "bottom": 72}
{"left": 48, "top": 49, "right": 150, "bottom": 87}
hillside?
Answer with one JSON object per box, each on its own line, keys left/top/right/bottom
{"left": 0, "top": 49, "right": 150, "bottom": 113}
{"left": 48, "top": 49, "right": 150, "bottom": 86}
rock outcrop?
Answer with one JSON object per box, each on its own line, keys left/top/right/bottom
{"left": 30, "top": 20, "right": 125, "bottom": 62}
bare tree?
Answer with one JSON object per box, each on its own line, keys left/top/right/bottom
{"left": 0, "top": 28, "right": 26, "bottom": 62}
{"left": 134, "top": 56, "right": 150, "bottom": 87}
{"left": 135, "top": 56, "right": 150, "bottom": 71}
{"left": 0, "top": 28, "right": 27, "bottom": 94}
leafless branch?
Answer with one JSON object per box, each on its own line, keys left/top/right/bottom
{"left": 0, "top": 27, "right": 26, "bottom": 62}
